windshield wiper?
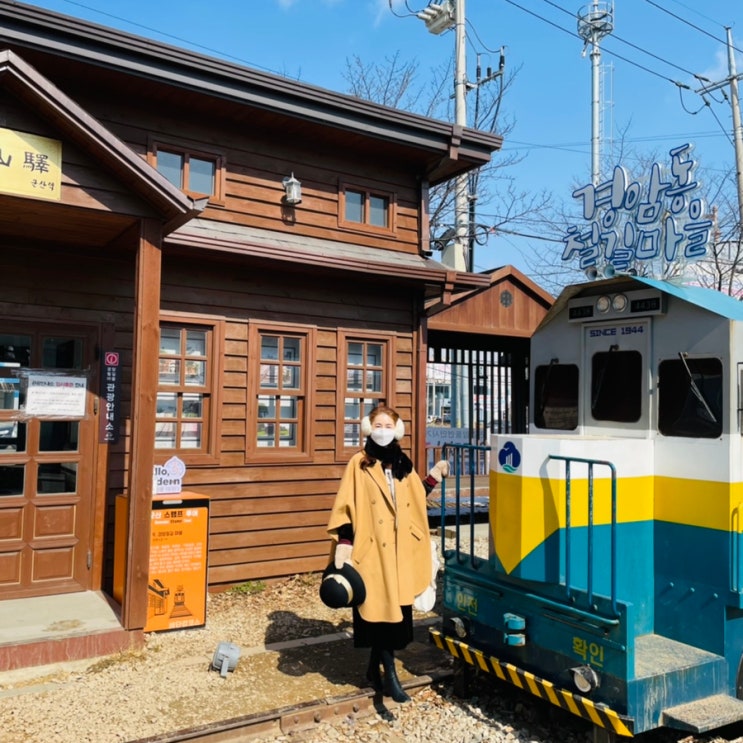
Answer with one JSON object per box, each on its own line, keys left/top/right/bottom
{"left": 678, "top": 352, "right": 717, "bottom": 423}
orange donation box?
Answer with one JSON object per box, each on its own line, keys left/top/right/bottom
{"left": 145, "top": 492, "right": 209, "bottom": 632}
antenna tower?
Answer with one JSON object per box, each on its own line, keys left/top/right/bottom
{"left": 577, "top": 2, "right": 614, "bottom": 185}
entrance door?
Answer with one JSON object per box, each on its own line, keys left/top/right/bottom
{"left": 0, "top": 324, "right": 98, "bottom": 598}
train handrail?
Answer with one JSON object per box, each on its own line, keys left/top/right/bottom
{"left": 439, "top": 443, "right": 490, "bottom": 569}
{"left": 548, "top": 454, "right": 619, "bottom": 617}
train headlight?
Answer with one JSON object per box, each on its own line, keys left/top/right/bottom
{"left": 451, "top": 617, "right": 468, "bottom": 638}
{"left": 612, "top": 293, "right": 628, "bottom": 312}
{"left": 596, "top": 295, "right": 611, "bottom": 313}
{"left": 570, "top": 665, "right": 600, "bottom": 693}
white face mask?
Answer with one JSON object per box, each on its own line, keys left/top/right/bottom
{"left": 370, "top": 428, "right": 395, "bottom": 447}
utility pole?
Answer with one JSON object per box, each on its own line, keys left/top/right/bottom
{"left": 418, "top": 0, "right": 468, "bottom": 271}
{"left": 695, "top": 27, "right": 743, "bottom": 231}
{"left": 726, "top": 27, "right": 743, "bottom": 230}
{"left": 577, "top": 2, "right": 614, "bottom": 185}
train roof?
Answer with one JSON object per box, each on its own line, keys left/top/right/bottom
{"left": 537, "top": 274, "right": 743, "bottom": 331}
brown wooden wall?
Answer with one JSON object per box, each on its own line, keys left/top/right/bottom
{"left": 159, "top": 255, "right": 420, "bottom": 587}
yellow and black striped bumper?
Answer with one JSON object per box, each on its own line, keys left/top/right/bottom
{"left": 430, "top": 629, "right": 634, "bottom": 738}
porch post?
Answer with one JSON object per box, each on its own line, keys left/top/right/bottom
{"left": 122, "top": 218, "right": 162, "bottom": 629}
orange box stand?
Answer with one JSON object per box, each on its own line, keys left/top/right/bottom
{"left": 113, "top": 492, "right": 210, "bottom": 631}
{"left": 145, "top": 492, "right": 210, "bottom": 632}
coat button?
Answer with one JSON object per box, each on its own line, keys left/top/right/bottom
{"left": 378, "top": 519, "right": 383, "bottom": 524}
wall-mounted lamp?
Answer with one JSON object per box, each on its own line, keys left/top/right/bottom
{"left": 282, "top": 173, "right": 302, "bottom": 205}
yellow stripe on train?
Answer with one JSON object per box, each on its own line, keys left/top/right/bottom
{"left": 429, "top": 629, "right": 634, "bottom": 738}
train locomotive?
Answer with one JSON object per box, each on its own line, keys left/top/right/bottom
{"left": 430, "top": 274, "right": 743, "bottom": 741}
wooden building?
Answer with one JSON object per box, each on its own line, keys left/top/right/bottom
{"left": 0, "top": 1, "right": 501, "bottom": 664}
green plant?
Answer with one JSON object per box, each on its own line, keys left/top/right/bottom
{"left": 229, "top": 580, "right": 266, "bottom": 595}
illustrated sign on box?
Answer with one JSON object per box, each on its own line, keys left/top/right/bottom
{"left": 146, "top": 494, "right": 209, "bottom": 632}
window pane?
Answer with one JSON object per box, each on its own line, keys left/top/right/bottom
{"left": 534, "top": 364, "right": 579, "bottom": 430}
{"left": 282, "top": 366, "right": 299, "bottom": 389}
{"left": 345, "top": 190, "right": 364, "bottom": 222}
{"left": 348, "top": 342, "right": 364, "bottom": 366}
{"left": 366, "top": 370, "right": 382, "bottom": 392}
{"left": 0, "top": 421, "right": 22, "bottom": 453}
{"left": 261, "top": 336, "right": 279, "bottom": 360}
{"left": 260, "top": 364, "right": 279, "bottom": 389}
{"left": 39, "top": 421, "right": 79, "bottom": 452}
{"left": 188, "top": 157, "right": 215, "bottom": 195}
{"left": 183, "top": 393, "right": 203, "bottom": 418}
{"left": 344, "top": 422, "right": 360, "bottom": 447}
{"left": 185, "top": 360, "right": 206, "bottom": 386}
{"left": 186, "top": 331, "right": 206, "bottom": 357}
{"left": 258, "top": 395, "right": 275, "bottom": 418}
{"left": 367, "top": 344, "right": 383, "bottom": 367}
{"left": 157, "top": 393, "right": 178, "bottom": 417}
{"left": 38, "top": 463, "right": 76, "bottom": 494}
{"left": 369, "top": 194, "right": 389, "bottom": 227}
{"left": 160, "top": 328, "right": 181, "bottom": 355}
{"left": 283, "top": 338, "right": 301, "bottom": 362}
{"left": 591, "top": 351, "right": 642, "bottom": 422}
{"left": 42, "top": 337, "right": 83, "bottom": 369}
{"left": 157, "top": 150, "right": 183, "bottom": 188}
{"left": 156, "top": 422, "right": 176, "bottom": 448}
{"left": 279, "top": 396, "right": 297, "bottom": 418}
{"left": 159, "top": 359, "right": 181, "bottom": 385}
{"left": 347, "top": 369, "right": 363, "bottom": 392}
{"left": 0, "top": 376, "right": 20, "bottom": 411}
{"left": 0, "top": 464, "right": 23, "bottom": 495}
{"left": 345, "top": 397, "right": 362, "bottom": 418}
{"left": 257, "top": 422, "right": 275, "bottom": 447}
{"left": 279, "top": 423, "right": 297, "bottom": 447}
{"left": 181, "top": 422, "right": 202, "bottom": 448}
{"left": 658, "top": 357, "right": 722, "bottom": 438}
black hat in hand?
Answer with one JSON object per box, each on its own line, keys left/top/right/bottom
{"left": 319, "top": 562, "right": 366, "bottom": 609}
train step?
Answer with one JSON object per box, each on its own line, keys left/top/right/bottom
{"left": 662, "top": 694, "right": 743, "bottom": 733}
{"left": 635, "top": 634, "right": 725, "bottom": 680}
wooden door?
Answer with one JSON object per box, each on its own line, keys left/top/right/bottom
{"left": 0, "top": 323, "right": 98, "bottom": 598}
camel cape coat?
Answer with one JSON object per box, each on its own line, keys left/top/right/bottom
{"left": 327, "top": 451, "right": 432, "bottom": 624}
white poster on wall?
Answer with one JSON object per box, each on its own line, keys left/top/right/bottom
{"left": 24, "top": 373, "right": 87, "bottom": 418}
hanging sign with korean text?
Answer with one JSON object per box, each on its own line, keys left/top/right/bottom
{"left": 0, "top": 127, "right": 61, "bottom": 200}
{"left": 563, "top": 144, "right": 711, "bottom": 273}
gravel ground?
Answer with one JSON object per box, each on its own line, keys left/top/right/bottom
{"left": 2, "top": 532, "right": 743, "bottom": 743}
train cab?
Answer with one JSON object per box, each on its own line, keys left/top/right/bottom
{"left": 431, "top": 275, "right": 743, "bottom": 741}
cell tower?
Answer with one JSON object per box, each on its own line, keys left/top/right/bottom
{"left": 577, "top": 2, "right": 614, "bottom": 185}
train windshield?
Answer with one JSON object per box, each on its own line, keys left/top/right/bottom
{"left": 533, "top": 362, "right": 578, "bottom": 430}
{"left": 658, "top": 356, "right": 722, "bottom": 438}
{"left": 591, "top": 350, "right": 642, "bottom": 422}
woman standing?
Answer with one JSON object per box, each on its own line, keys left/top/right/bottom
{"left": 327, "top": 405, "right": 448, "bottom": 703}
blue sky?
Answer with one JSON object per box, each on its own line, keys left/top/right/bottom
{"left": 18, "top": 0, "right": 743, "bottom": 282}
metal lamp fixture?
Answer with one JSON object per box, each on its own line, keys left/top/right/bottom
{"left": 282, "top": 173, "right": 302, "bottom": 205}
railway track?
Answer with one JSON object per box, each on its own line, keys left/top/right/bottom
{"left": 126, "top": 667, "right": 453, "bottom": 743}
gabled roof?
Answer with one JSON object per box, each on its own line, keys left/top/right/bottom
{"left": 0, "top": 48, "right": 202, "bottom": 231}
{"left": 426, "top": 265, "right": 553, "bottom": 337}
{"left": 0, "top": 1, "right": 501, "bottom": 185}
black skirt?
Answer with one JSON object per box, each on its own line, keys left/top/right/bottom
{"left": 352, "top": 605, "right": 414, "bottom": 650}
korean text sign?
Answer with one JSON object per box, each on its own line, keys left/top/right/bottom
{"left": 563, "top": 144, "right": 711, "bottom": 272}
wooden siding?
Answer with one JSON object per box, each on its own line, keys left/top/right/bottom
{"left": 160, "top": 254, "right": 421, "bottom": 587}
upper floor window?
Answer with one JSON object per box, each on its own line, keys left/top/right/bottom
{"left": 339, "top": 184, "right": 395, "bottom": 234}
{"left": 248, "top": 324, "right": 315, "bottom": 461}
{"left": 156, "top": 319, "right": 221, "bottom": 464}
{"left": 150, "top": 140, "right": 225, "bottom": 203}
{"left": 338, "top": 334, "right": 392, "bottom": 453}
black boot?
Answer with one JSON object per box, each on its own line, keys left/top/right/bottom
{"left": 381, "top": 649, "right": 410, "bottom": 703}
{"left": 366, "top": 647, "right": 383, "bottom": 692}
